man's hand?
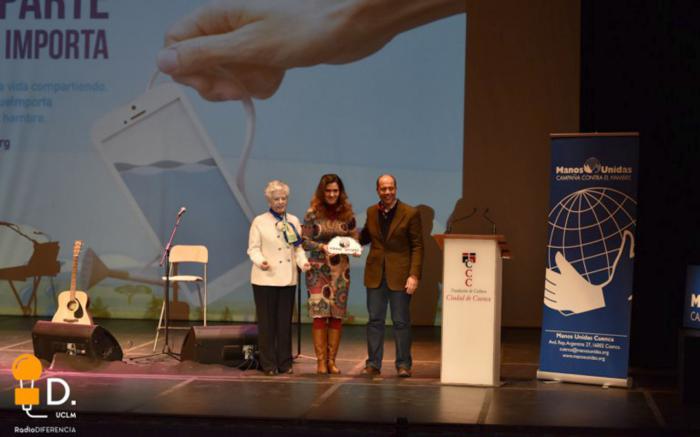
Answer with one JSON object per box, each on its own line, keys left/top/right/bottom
{"left": 260, "top": 260, "right": 270, "bottom": 271}
{"left": 302, "top": 262, "right": 311, "bottom": 272}
{"left": 405, "top": 275, "right": 419, "bottom": 295}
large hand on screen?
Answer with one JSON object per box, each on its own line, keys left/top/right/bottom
{"left": 544, "top": 230, "right": 635, "bottom": 316}
{"left": 157, "top": 0, "right": 466, "bottom": 101}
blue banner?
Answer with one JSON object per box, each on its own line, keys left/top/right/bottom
{"left": 683, "top": 266, "right": 700, "bottom": 329}
{"left": 538, "top": 134, "right": 639, "bottom": 385}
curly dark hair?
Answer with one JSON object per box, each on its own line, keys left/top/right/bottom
{"left": 309, "top": 174, "right": 354, "bottom": 221}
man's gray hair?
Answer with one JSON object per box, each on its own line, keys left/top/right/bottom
{"left": 264, "top": 180, "right": 290, "bottom": 200}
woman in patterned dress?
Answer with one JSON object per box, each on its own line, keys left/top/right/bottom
{"left": 303, "top": 174, "right": 358, "bottom": 374}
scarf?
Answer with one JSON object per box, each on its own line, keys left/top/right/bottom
{"left": 269, "top": 209, "right": 302, "bottom": 247}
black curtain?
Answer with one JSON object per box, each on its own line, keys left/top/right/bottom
{"left": 581, "top": 0, "right": 700, "bottom": 369}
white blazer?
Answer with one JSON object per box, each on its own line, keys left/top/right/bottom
{"left": 247, "top": 211, "right": 309, "bottom": 286}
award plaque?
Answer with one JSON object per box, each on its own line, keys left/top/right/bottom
{"left": 327, "top": 236, "right": 362, "bottom": 256}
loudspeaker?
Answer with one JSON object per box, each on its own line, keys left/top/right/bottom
{"left": 32, "top": 321, "right": 123, "bottom": 363}
{"left": 181, "top": 324, "right": 258, "bottom": 365}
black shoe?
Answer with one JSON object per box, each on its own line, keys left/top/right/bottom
{"left": 263, "top": 369, "right": 277, "bottom": 376}
{"left": 397, "top": 368, "right": 412, "bottom": 378}
{"left": 361, "top": 366, "right": 381, "bottom": 376}
{"left": 280, "top": 367, "right": 293, "bottom": 374}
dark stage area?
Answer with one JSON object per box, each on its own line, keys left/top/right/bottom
{"left": 0, "top": 316, "right": 698, "bottom": 436}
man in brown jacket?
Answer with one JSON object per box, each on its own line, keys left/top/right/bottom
{"left": 360, "top": 174, "right": 423, "bottom": 377}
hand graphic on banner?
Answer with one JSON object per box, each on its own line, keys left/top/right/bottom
{"left": 544, "top": 230, "right": 635, "bottom": 316}
{"left": 157, "top": 0, "right": 466, "bottom": 101}
{"left": 544, "top": 252, "right": 606, "bottom": 316}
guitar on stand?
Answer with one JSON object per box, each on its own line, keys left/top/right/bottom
{"left": 52, "top": 240, "right": 93, "bottom": 325}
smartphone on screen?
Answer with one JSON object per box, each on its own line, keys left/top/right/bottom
{"left": 91, "top": 83, "right": 252, "bottom": 297}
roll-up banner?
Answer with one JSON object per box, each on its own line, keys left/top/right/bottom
{"left": 537, "top": 133, "right": 639, "bottom": 387}
{"left": 683, "top": 266, "right": 700, "bottom": 330}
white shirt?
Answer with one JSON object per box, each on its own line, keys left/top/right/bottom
{"left": 247, "top": 211, "right": 309, "bottom": 286}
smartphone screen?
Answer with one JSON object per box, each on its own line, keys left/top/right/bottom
{"left": 93, "top": 84, "right": 249, "bottom": 289}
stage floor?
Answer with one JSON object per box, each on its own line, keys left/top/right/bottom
{"left": 0, "top": 316, "right": 698, "bottom": 436}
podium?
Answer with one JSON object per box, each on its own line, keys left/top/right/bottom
{"left": 434, "top": 234, "right": 510, "bottom": 386}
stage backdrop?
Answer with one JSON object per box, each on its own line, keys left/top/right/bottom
{"left": 0, "top": 1, "right": 465, "bottom": 322}
{"left": 537, "top": 133, "right": 639, "bottom": 387}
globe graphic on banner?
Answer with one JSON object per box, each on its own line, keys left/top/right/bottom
{"left": 547, "top": 187, "right": 636, "bottom": 286}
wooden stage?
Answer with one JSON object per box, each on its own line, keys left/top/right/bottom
{"left": 0, "top": 316, "right": 697, "bottom": 436}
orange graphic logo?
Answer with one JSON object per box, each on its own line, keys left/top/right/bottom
{"left": 12, "top": 354, "right": 75, "bottom": 419}
{"left": 12, "top": 354, "right": 47, "bottom": 418}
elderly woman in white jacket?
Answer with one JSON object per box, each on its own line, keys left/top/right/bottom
{"left": 248, "top": 180, "right": 310, "bottom": 375}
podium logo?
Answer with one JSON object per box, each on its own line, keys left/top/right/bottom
{"left": 462, "top": 253, "right": 476, "bottom": 267}
{"left": 462, "top": 252, "right": 476, "bottom": 287}
{"left": 12, "top": 354, "right": 75, "bottom": 419}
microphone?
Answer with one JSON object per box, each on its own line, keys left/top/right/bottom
{"left": 177, "top": 207, "right": 187, "bottom": 218}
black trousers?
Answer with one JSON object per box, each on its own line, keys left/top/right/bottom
{"left": 252, "top": 284, "right": 295, "bottom": 372}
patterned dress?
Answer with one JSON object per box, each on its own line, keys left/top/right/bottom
{"left": 302, "top": 209, "right": 358, "bottom": 319}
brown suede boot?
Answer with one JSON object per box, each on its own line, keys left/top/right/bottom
{"left": 327, "top": 327, "right": 342, "bottom": 374}
{"left": 312, "top": 327, "right": 328, "bottom": 374}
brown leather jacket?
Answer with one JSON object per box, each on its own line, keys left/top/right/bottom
{"left": 361, "top": 202, "right": 423, "bottom": 291}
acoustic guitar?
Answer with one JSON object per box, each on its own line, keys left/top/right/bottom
{"left": 52, "top": 240, "right": 93, "bottom": 325}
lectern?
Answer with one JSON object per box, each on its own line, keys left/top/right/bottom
{"left": 434, "top": 234, "right": 510, "bottom": 386}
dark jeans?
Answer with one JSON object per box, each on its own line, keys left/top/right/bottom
{"left": 366, "top": 280, "right": 413, "bottom": 370}
{"left": 252, "top": 284, "right": 295, "bottom": 372}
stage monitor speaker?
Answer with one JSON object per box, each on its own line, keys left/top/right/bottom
{"left": 32, "top": 320, "right": 123, "bottom": 363}
{"left": 181, "top": 324, "right": 258, "bottom": 365}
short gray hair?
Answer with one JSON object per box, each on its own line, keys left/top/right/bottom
{"left": 264, "top": 180, "right": 290, "bottom": 200}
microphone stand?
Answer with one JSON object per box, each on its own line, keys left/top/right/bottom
{"left": 483, "top": 208, "right": 497, "bottom": 235}
{"left": 293, "top": 267, "right": 302, "bottom": 359}
{"left": 446, "top": 208, "right": 477, "bottom": 234}
{"left": 446, "top": 207, "right": 497, "bottom": 234}
{"left": 159, "top": 210, "right": 184, "bottom": 359}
